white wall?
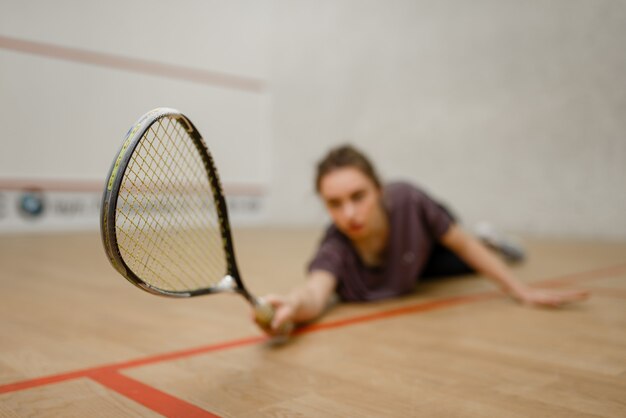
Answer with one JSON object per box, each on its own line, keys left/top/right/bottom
{"left": 268, "top": 0, "right": 626, "bottom": 239}
{"left": 1, "top": 0, "right": 625, "bottom": 238}
{"left": 0, "top": 0, "right": 272, "bottom": 231}
{"left": 0, "top": 0, "right": 271, "bottom": 185}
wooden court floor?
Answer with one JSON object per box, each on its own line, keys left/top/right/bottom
{"left": 0, "top": 229, "right": 625, "bottom": 417}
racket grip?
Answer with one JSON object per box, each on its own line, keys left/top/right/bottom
{"left": 254, "top": 298, "right": 294, "bottom": 335}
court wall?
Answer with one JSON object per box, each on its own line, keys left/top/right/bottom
{"left": 1, "top": 0, "right": 625, "bottom": 238}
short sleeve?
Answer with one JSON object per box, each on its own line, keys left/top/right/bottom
{"left": 411, "top": 186, "right": 454, "bottom": 239}
{"left": 307, "top": 229, "right": 347, "bottom": 279}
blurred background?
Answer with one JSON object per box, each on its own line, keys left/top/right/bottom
{"left": 1, "top": 0, "right": 625, "bottom": 238}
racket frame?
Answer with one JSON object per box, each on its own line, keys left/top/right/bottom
{"left": 100, "top": 108, "right": 255, "bottom": 303}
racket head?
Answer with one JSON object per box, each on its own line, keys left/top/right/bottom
{"left": 100, "top": 108, "right": 243, "bottom": 298}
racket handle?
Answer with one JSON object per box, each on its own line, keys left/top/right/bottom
{"left": 254, "top": 298, "right": 294, "bottom": 335}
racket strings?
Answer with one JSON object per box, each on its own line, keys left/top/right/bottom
{"left": 148, "top": 119, "right": 226, "bottom": 279}
{"left": 117, "top": 147, "right": 205, "bottom": 291}
{"left": 118, "top": 122, "right": 221, "bottom": 290}
{"left": 136, "top": 119, "right": 224, "bottom": 286}
{"left": 117, "top": 133, "right": 198, "bottom": 290}
{"left": 115, "top": 116, "right": 227, "bottom": 292}
{"left": 156, "top": 119, "right": 227, "bottom": 276}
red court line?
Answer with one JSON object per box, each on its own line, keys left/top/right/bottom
{"left": 1, "top": 262, "right": 625, "bottom": 396}
{"left": 534, "top": 263, "right": 626, "bottom": 287}
{"left": 0, "top": 370, "right": 96, "bottom": 396}
{"left": 90, "top": 370, "right": 219, "bottom": 418}
{"left": 582, "top": 287, "right": 626, "bottom": 299}
{"left": 0, "top": 335, "right": 266, "bottom": 395}
{"left": 100, "top": 335, "right": 268, "bottom": 372}
{"left": 295, "top": 292, "right": 498, "bottom": 335}
{"left": 0, "top": 35, "right": 265, "bottom": 93}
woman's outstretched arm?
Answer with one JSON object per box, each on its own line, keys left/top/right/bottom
{"left": 440, "top": 224, "right": 590, "bottom": 307}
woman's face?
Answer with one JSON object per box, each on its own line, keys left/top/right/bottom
{"left": 319, "top": 166, "right": 384, "bottom": 241}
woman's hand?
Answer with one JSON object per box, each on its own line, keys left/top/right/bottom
{"left": 254, "top": 271, "right": 337, "bottom": 335}
{"left": 253, "top": 294, "right": 297, "bottom": 336}
{"left": 512, "top": 286, "right": 591, "bottom": 308}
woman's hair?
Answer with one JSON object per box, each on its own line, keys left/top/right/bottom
{"left": 315, "top": 144, "right": 382, "bottom": 193}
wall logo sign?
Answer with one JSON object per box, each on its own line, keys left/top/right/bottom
{"left": 0, "top": 188, "right": 264, "bottom": 232}
{"left": 0, "top": 193, "right": 6, "bottom": 220}
{"left": 18, "top": 190, "right": 46, "bottom": 219}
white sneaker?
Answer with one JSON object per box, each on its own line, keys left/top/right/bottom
{"left": 474, "top": 222, "right": 525, "bottom": 263}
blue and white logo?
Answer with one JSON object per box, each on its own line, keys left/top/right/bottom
{"left": 0, "top": 193, "right": 6, "bottom": 220}
{"left": 18, "top": 191, "right": 46, "bottom": 219}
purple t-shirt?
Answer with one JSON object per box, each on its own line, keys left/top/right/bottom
{"left": 307, "top": 182, "right": 454, "bottom": 302}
